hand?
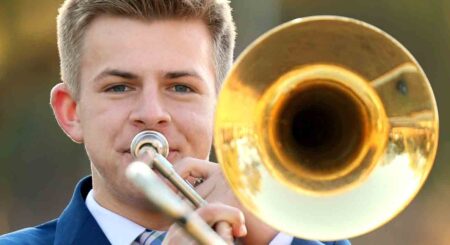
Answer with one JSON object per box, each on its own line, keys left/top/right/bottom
{"left": 172, "top": 157, "right": 279, "bottom": 245}
{"left": 162, "top": 202, "right": 247, "bottom": 245}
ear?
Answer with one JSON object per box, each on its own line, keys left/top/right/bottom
{"left": 50, "top": 83, "right": 83, "bottom": 143}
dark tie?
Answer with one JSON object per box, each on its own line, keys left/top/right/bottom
{"left": 132, "top": 229, "right": 166, "bottom": 245}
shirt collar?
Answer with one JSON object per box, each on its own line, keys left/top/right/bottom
{"left": 85, "top": 188, "right": 293, "bottom": 245}
{"left": 85, "top": 189, "right": 146, "bottom": 245}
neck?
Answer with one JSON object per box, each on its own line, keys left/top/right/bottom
{"left": 91, "top": 171, "right": 173, "bottom": 231}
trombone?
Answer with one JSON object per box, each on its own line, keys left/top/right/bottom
{"left": 127, "top": 15, "right": 439, "bottom": 243}
{"left": 126, "top": 131, "right": 229, "bottom": 245}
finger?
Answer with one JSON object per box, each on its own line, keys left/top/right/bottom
{"left": 196, "top": 202, "right": 247, "bottom": 238}
{"left": 152, "top": 157, "right": 216, "bottom": 196}
{"left": 173, "top": 158, "right": 222, "bottom": 185}
{"left": 215, "top": 221, "right": 233, "bottom": 244}
{"left": 163, "top": 223, "right": 197, "bottom": 245}
{"left": 194, "top": 169, "right": 234, "bottom": 201}
{"left": 172, "top": 157, "right": 219, "bottom": 181}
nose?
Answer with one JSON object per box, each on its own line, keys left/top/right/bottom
{"left": 130, "top": 87, "right": 171, "bottom": 129}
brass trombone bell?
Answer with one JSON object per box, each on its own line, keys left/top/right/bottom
{"left": 214, "top": 16, "right": 438, "bottom": 240}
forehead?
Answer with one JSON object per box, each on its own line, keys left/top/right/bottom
{"left": 80, "top": 15, "right": 215, "bottom": 85}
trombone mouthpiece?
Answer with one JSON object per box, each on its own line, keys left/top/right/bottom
{"left": 130, "top": 131, "right": 169, "bottom": 159}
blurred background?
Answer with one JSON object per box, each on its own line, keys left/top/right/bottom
{"left": 0, "top": 0, "right": 449, "bottom": 244}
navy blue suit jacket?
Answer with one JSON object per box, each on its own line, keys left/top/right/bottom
{"left": 0, "top": 176, "right": 350, "bottom": 245}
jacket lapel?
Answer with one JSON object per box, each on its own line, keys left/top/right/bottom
{"left": 54, "top": 176, "right": 110, "bottom": 245}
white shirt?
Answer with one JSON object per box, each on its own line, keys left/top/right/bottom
{"left": 86, "top": 190, "right": 293, "bottom": 245}
{"left": 86, "top": 190, "right": 150, "bottom": 245}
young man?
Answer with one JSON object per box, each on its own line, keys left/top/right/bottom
{"left": 0, "top": 1, "right": 349, "bottom": 244}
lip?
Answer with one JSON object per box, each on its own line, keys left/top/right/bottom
{"left": 123, "top": 148, "right": 179, "bottom": 160}
{"left": 120, "top": 151, "right": 134, "bottom": 166}
{"left": 167, "top": 149, "right": 179, "bottom": 162}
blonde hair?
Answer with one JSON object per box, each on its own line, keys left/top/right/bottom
{"left": 57, "top": 0, "right": 236, "bottom": 99}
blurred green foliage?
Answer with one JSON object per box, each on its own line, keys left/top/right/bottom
{"left": 0, "top": 0, "right": 449, "bottom": 244}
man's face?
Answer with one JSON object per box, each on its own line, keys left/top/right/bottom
{"left": 76, "top": 16, "right": 216, "bottom": 203}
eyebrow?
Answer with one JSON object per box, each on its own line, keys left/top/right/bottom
{"left": 164, "top": 70, "right": 202, "bottom": 80}
{"left": 93, "top": 68, "right": 203, "bottom": 82}
{"left": 93, "top": 69, "right": 138, "bottom": 82}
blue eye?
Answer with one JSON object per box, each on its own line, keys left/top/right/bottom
{"left": 172, "top": 84, "right": 193, "bottom": 93}
{"left": 107, "top": 85, "right": 129, "bottom": 93}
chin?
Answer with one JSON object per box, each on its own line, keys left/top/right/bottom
{"left": 167, "top": 150, "right": 180, "bottom": 163}
{"left": 120, "top": 152, "right": 134, "bottom": 166}
{"left": 123, "top": 180, "right": 168, "bottom": 212}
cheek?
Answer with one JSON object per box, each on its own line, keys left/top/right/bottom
{"left": 79, "top": 109, "right": 110, "bottom": 159}
{"left": 80, "top": 104, "right": 113, "bottom": 135}
{"left": 179, "top": 102, "right": 215, "bottom": 158}
{"left": 78, "top": 98, "right": 129, "bottom": 152}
